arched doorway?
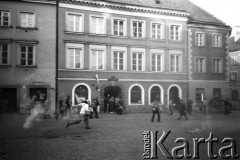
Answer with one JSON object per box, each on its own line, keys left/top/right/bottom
{"left": 169, "top": 86, "right": 179, "bottom": 104}
{"left": 103, "top": 86, "right": 122, "bottom": 113}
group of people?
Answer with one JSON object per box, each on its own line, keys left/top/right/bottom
{"left": 104, "top": 95, "right": 124, "bottom": 115}
{"left": 151, "top": 98, "right": 189, "bottom": 122}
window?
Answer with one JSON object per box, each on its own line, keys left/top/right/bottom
{"left": 75, "top": 85, "right": 88, "bottom": 104}
{"left": 29, "top": 88, "right": 47, "bottom": 103}
{"left": 231, "top": 56, "right": 238, "bottom": 65}
{"left": 232, "top": 90, "right": 239, "bottom": 101}
{"left": 151, "top": 49, "right": 164, "bottom": 72}
{"left": 112, "top": 18, "right": 126, "bottom": 36}
{"left": 151, "top": 22, "right": 164, "bottom": 39}
{"left": 213, "top": 88, "right": 221, "bottom": 99}
{"left": 66, "top": 13, "right": 83, "bottom": 32}
{"left": 66, "top": 43, "right": 84, "bottom": 69}
{"left": 150, "top": 86, "right": 161, "bottom": 104}
{"left": 0, "top": 10, "right": 10, "bottom": 26}
{"left": 212, "top": 34, "right": 222, "bottom": 47}
{"left": 112, "top": 46, "right": 127, "bottom": 70}
{"left": 19, "top": 45, "right": 35, "bottom": 66}
{"left": 169, "top": 51, "right": 182, "bottom": 72}
{"left": 230, "top": 71, "right": 237, "bottom": 81}
{"left": 90, "top": 15, "right": 105, "bottom": 34}
{"left": 0, "top": 43, "right": 10, "bottom": 65}
{"left": 90, "top": 45, "right": 106, "bottom": 70}
{"left": 132, "top": 48, "right": 145, "bottom": 71}
{"left": 19, "top": 12, "right": 35, "bottom": 28}
{"left": 195, "top": 32, "right": 205, "bottom": 46}
{"left": 195, "top": 57, "right": 206, "bottom": 73}
{"left": 212, "top": 58, "right": 223, "bottom": 73}
{"left": 132, "top": 20, "right": 145, "bottom": 38}
{"left": 196, "top": 88, "right": 204, "bottom": 102}
{"left": 130, "top": 85, "right": 144, "bottom": 104}
{"left": 170, "top": 24, "right": 181, "bottom": 41}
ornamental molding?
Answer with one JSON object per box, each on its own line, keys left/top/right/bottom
{"left": 60, "top": 0, "right": 190, "bottom": 18}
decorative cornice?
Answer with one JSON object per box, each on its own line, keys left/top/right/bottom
{"left": 60, "top": 0, "right": 190, "bottom": 18}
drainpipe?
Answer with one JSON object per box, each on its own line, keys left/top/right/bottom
{"left": 55, "top": 0, "right": 59, "bottom": 117}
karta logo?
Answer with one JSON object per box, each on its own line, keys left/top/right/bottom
{"left": 142, "top": 130, "right": 239, "bottom": 159}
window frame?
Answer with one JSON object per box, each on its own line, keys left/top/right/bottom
{"left": 195, "top": 32, "right": 205, "bottom": 46}
{"left": 128, "top": 84, "right": 145, "bottom": 105}
{"left": 194, "top": 56, "right": 206, "bottom": 73}
{"left": 18, "top": 44, "right": 36, "bottom": 66}
{"left": 89, "top": 45, "right": 106, "bottom": 70}
{"left": 230, "top": 70, "right": 238, "bottom": 81}
{"left": 212, "top": 33, "right": 222, "bottom": 47}
{"left": 212, "top": 57, "right": 223, "bottom": 73}
{"left": 19, "top": 11, "right": 36, "bottom": 28}
{"left": 0, "top": 10, "right": 11, "bottom": 26}
{"left": 169, "top": 23, "right": 182, "bottom": 41}
{"left": 150, "top": 49, "right": 164, "bottom": 72}
{"left": 65, "top": 43, "right": 84, "bottom": 69}
{"left": 131, "top": 48, "right": 145, "bottom": 71}
{"left": 150, "top": 21, "right": 164, "bottom": 40}
{"left": 66, "top": 12, "right": 84, "bottom": 33}
{"left": 0, "top": 43, "right": 10, "bottom": 65}
{"left": 131, "top": 19, "right": 146, "bottom": 38}
{"left": 169, "top": 50, "right": 182, "bottom": 72}
{"left": 111, "top": 46, "right": 127, "bottom": 71}
{"left": 148, "top": 84, "right": 164, "bottom": 105}
{"left": 89, "top": 14, "right": 106, "bottom": 35}
{"left": 111, "top": 17, "right": 127, "bottom": 36}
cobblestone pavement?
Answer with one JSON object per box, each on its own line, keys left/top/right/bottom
{"left": 0, "top": 111, "right": 240, "bottom": 160}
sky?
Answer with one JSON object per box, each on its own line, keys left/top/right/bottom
{"left": 189, "top": 0, "right": 240, "bottom": 27}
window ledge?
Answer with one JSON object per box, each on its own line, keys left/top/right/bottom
{"left": 130, "top": 37, "right": 147, "bottom": 40}
{"left": 149, "top": 38, "right": 165, "bottom": 42}
{"left": 0, "top": 65, "right": 12, "bottom": 68}
{"left": 0, "top": 26, "right": 13, "bottom": 29}
{"left": 16, "top": 65, "right": 37, "bottom": 69}
{"left": 88, "top": 33, "right": 108, "bottom": 37}
{"left": 64, "top": 31, "right": 86, "bottom": 35}
{"left": 110, "top": 35, "right": 129, "bottom": 39}
{"left": 168, "top": 40, "right": 182, "bottom": 43}
{"left": 16, "top": 26, "right": 38, "bottom": 31}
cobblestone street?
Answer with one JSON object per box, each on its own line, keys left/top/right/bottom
{"left": 1, "top": 111, "right": 240, "bottom": 160}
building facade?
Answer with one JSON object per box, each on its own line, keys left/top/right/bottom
{"left": 0, "top": 0, "right": 56, "bottom": 113}
{"left": 58, "top": 0, "right": 191, "bottom": 112}
{"left": 228, "top": 30, "right": 240, "bottom": 108}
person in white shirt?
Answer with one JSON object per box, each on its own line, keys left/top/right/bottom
{"left": 66, "top": 100, "right": 91, "bottom": 129}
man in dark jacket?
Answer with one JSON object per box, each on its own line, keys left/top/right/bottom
{"left": 178, "top": 99, "right": 188, "bottom": 120}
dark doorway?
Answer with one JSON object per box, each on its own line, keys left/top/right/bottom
{"left": 0, "top": 88, "right": 18, "bottom": 113}
{"left": 104, "top": 86, "right": 122, "bottom": 98}
{"left": 169, "top": 86, "right": 179, "bottom": 104}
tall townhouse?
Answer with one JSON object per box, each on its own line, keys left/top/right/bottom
{"left": 187, "top": 4, "right": 231, "bottom": 105}
{"left": 228, "top": 31, "right": 240, "bottom": 108}
{"left": 0, "top": 0, "right": 56, "bottom": 113}
{"left": 58, "top": 0, "right": 190, "bottom": 112}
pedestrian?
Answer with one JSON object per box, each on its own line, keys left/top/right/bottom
{"left": 58, "top": 96, "right": 65, "bottom": 119}
{"left": 203, "top": 98, "right": 208, "bottom": 115}
{"left": 66, "top": 100, "right": 91, "bottom": 129}
{"left": 91, "top": 98, "right": 99, "bottom": 118}
{"left": 223, "top": 99, "right": 232, "bottom": 115}
{"left": 187, "top": 98, "right": 193, "bottom": 115}
{"left": 65, "top": 95, "right": 72, "bottom": 115}
{"left": 109, "top": 96, "right": 115, "bottom": 113}
{"left": 115, "top": 97, "right": 123, "bottom": 115}
{"left": 169, "top": 99, "right": 174, "bottom": 115}
{"left": 178, "top": 99, "right": 188, "bottom": 120}
{"left": 151, "top": 99, "right": 162, "bottom": 122}
{"left": 27, "top": 95, "right": 37, "bottom": 115}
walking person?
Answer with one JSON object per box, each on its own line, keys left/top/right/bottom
{"left": 92, "top": 98, "right": 99, "bottom": 118}
{"left": 187, "top": 98, "right": 193, "bottom": 115}
{"left": 65, "top": 95, "right": 72, "bottom": 115}
{"left": 203, "top": 98, "right": 208, "bottom": 115}
{"left": 169, "top": 99, "right": 174, "bottom": 115}
{"left": 151, "top": 99, "right": 162, "bottom": 122}
{"left": 115, "top": 97, "right": 123, "bottom": 115}
{"left": 66, "top": 100, "right": 91, "bottom": 129}
{"left": 178, "top": 99, "right": 188, "bottom": 120}
{"left": 58, "top": 96, "right": 65, "bottom": 119}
